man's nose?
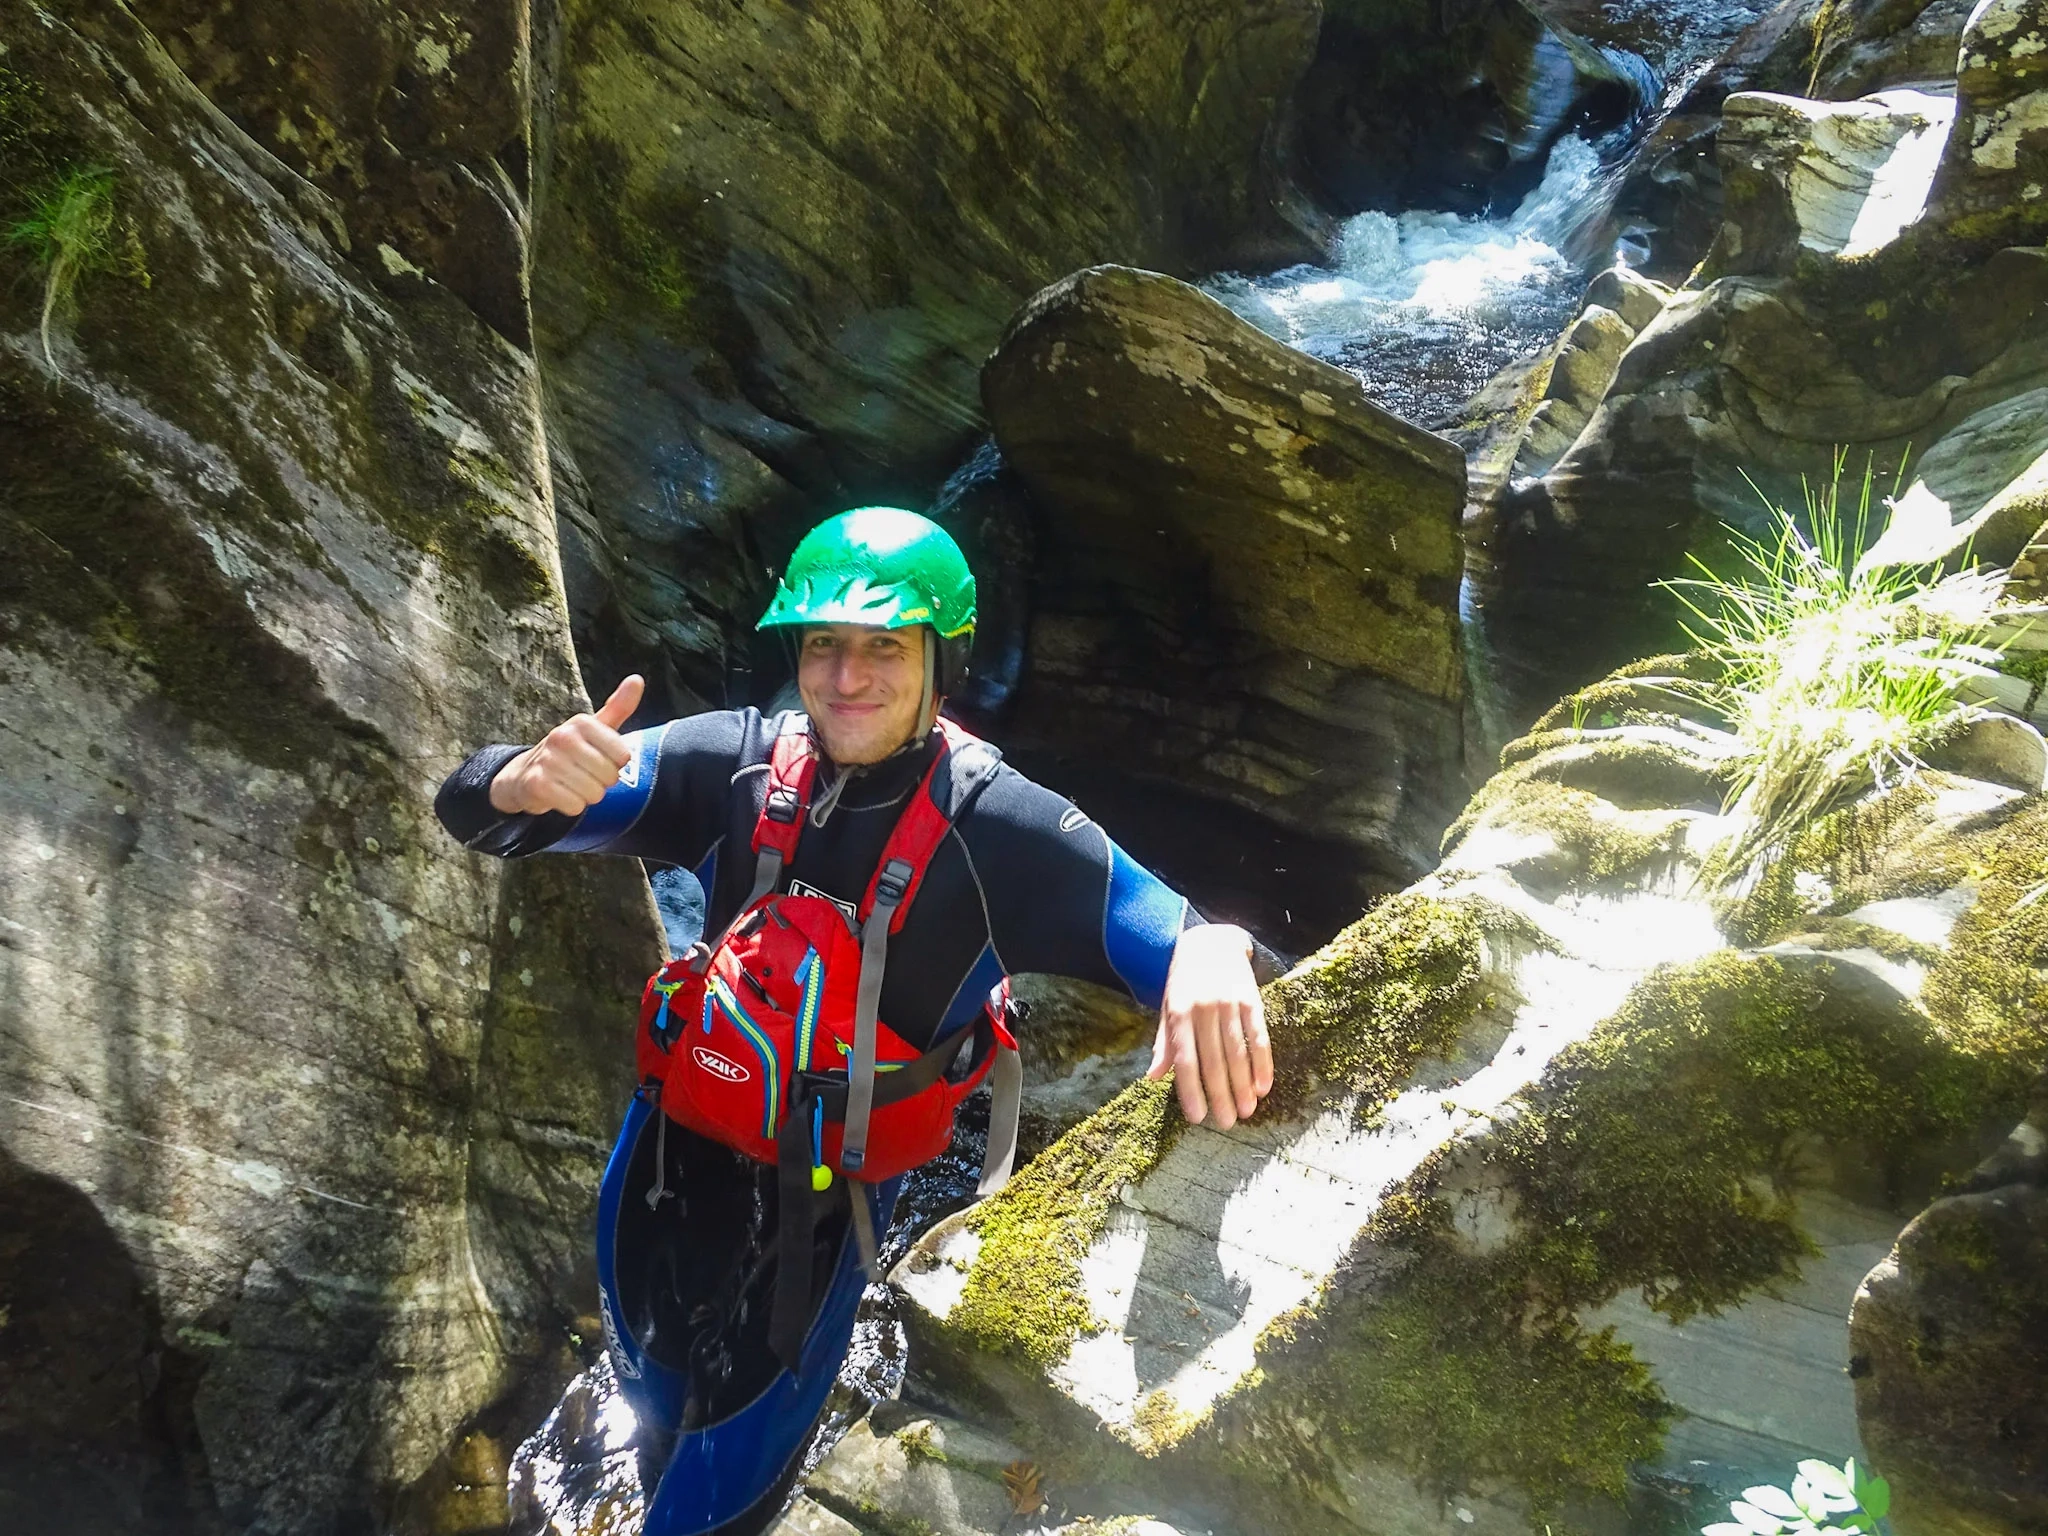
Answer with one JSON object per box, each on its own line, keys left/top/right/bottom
{"left": 832, "top": 649, "right": 870, "bottom": 693}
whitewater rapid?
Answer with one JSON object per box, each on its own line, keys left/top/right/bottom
{"left": 1203, "top": 135, "right": 1622, "bottom": 427}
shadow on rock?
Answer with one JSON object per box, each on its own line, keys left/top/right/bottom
{"left": 0, "top": 1149, "right": 215, "bottom": 1536}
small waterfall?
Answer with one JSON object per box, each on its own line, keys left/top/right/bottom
{"left": 1202, "top": 135, "right": 1629, "bottom": 428}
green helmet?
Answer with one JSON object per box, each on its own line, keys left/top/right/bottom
{"left": 758, "top": 506, "right": 977, "bottom": 693}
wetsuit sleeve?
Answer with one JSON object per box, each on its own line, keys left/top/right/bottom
{"left": 432, "top": 710, "right": 747, "bottom": 866}
{"left": 961, "top": 767, "right": 1195, "bottom": 1012}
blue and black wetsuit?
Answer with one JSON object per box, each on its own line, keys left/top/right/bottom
{"left": 435, "top": 708, "right": 1196, "bottom": 1038}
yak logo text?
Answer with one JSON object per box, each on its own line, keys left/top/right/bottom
{"left": 693, "top": 1047, "right": 751, "bottom": 1084}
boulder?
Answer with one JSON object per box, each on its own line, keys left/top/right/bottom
{"left": 1928, "top": 0, "right": 2048, "bottom": 245}
{"left": 1614, "top": 0, "right": 1980, "bottom": 276}
{"left": 982, "top": 266, "right": 1469, "bottom": 894}
{"left": 1962, "top": 604, "right": 2048, "bottom": 725}
{"left": 1501, "top": 266, "right": 1673, "bottom": 483}
{"left": 2002, "top": 526, "right": 2048, "bottom": 598}
{"left": 1813, "top": 0, "right": 1984, "bottom": 97}
{"left": 806, "top": 1403, "right": 1214, "bottom": 1535}
{"left": 895, "top": 656, "right": 2048, "bottom": 1534}
{"left": 0, "top": 4, "right": 659, "bottom": 1530}
{"left": 528, "top": 0, "right": 1329, "bottom": 712}
{"left": 1922, "top": 710, "right": 2048, "bottom": 791}
{"left": 1849, "top": 1065, "right": 2048, "bottom": 1532}
{"left": 1710, "top": 87, "right": 1958, "bottom": 272}
{"left": 1860, "top": 386, "right": 2048, "bottom": 567}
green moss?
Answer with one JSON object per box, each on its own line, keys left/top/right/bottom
{"left": 1789, "top": 918, "right": 1945, "bottom": 967}
{"left": 1451, "top": 777, "right": 1693, "bottom": 887}
{"left": 951, "top": 895, "right": 1486, "bottom": 1369}
{"left": 1923, "top": 797, "right": 2048, "bottom": 1052}
{"left": 1276, "top": 1274, "right": 1671, "bottom": 1520}
{"left": 1445, "top": 730, "right": 1719, "bottom": 889}
{"left": 1458, "top": 734, "right": 1721, "bottom": 834}
{"left": 1130, "top": 1388, "right": 1206, "bottom": 1456}
{"left": 1995, "top": 649, "right": 2048, "bottom": 715}
{"left": 814, "top": 1498, "right": 938, "bottom": 1536}
{"left": 1234, "top": 945, "right": 2042, "bottom": 1528}
{"left": 1720, "top": 780, "right": 1936, "bottom": 945}
{"left": 951, "top": 1075, "right": 1183, "bottom": 1367}
{"left": 895, "top": 1422, "right": 945, "bottom": 1465}
{"left": 1496, "top": 951, "right": 2030, "bottom": 1318}
{"left": 545, "top": 125, "right": 733, "bottom": 344}
{"left": 1261, "top": 893, "right": 1488, "bottom": 1117}
{"left": 1526, "top": 653, "right": 1729, "bottom": 739}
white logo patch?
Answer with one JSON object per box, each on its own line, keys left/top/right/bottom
{"left": 600, "top": 1295, "right": 640, "bottom": 1378}
{"left": 617, "top": 742, "right": 642, "bottom": 789}
{"left": 789, "top": 878, "right": 858, "bottom": 924}
{"left": 693, "top": 1046, "right": 751, "bottom": 1084}
{"left": 1059, "top": 807, "right": 1090, "bottom": 834}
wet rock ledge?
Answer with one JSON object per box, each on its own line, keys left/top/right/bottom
{"left": 894, "top": 657, "right": 2048, "bottom": 1535}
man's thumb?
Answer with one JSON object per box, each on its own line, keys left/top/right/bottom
{"left": 594, "top": 674, "right": 645, "bottom": 730}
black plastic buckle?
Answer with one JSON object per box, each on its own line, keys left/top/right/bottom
{"left": 875, "top": 857, "right": 913, "bottom": 906}
{"left": 792, "top": 1071, "right": 848, "bottom": 1116}
{"left": 764, "top": 785, "right": 802, "bottom": 824}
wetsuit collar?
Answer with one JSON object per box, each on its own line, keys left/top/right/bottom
{"left": 806, "top": 721, "right": 943, "bottom": 823}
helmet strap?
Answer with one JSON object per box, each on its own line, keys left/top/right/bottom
{"left": 917, "top": 628, "right": 938, "bottom": 733}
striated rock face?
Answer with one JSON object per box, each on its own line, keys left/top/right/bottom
{"left": 1487, "top": 8, "right": 2048, "bottom": 710}
{"left": 1851, "top": 1090, "right": 2048, "bottom": 1536}
{"left": 0, "top": 4, "right": 659, "bottom": 1530}
{"left": 805, "top": 1402, "right": 1205, "bottom": 1536}
{"left": 1292, "top": 0, "right": 1645, "bottom": 216}
{"left": 532, "top": 0, "right": 1328, "bottom": 710}
{"left": 983, "top": 266, "right": 1469, "bottom": 897}
{"left": 1710, "top": 87, "right": 1958, "bottom": 271}
{"left": 895, "top": 656, "right": 2048, "bottom": 1534}
{"left": 1494, "top": 263, "right": 1672, "bottom": 487}
{"left": 1616, "top": 0, "right": 1980, "bottom": 276}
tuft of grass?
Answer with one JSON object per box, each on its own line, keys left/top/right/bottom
{"left": 1661, "top": 451, "right": 2008, "bottom": 890}
{"left": 7, "top": 165, "right": 117, "bottom": 374}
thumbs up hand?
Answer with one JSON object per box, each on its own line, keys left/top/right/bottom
{"left": 488, "top": 676, "right": 646, "bottom": 816}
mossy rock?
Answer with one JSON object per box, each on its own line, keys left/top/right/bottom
{"left": 898, "top": 893, "right": 1494, "bottom": 1419}
{"left": 901, "top": 641, "right": 2048, "bottom": 1535}
{"left": 1220, "top": 946, "right": 2041, "bottom": 1528}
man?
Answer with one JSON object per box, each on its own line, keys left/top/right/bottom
{"left": 433, "top": 506, "right": 1269, "bottom": 1532}
{"left": 437, "top": 506, "right": 1272, "bottom": 1132}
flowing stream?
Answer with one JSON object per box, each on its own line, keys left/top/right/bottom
{"left": 1204, "top": 133, "right": 1624, "bottom": 429}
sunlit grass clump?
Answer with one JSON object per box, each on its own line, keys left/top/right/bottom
{"left": 6, "top": 165, "right": 117, "bottom": 372}
{"left": 1665, "top": 454, "right": 2008, "bottom": 887}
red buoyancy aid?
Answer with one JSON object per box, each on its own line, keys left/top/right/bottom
{"left": 632, "top": 715, "right": 1022, "bottom": 1365}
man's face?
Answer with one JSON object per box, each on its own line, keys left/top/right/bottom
{"left": 796, "top": 623, "right": 927, "bottom": 765}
